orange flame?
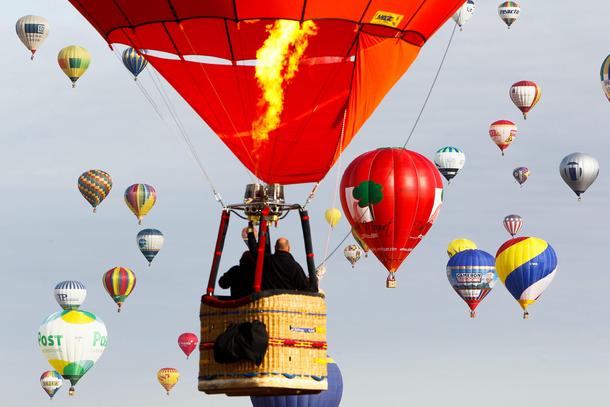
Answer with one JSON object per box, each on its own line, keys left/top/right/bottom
{"left": 252, "top": 20, "right": 318, "bottom": 146}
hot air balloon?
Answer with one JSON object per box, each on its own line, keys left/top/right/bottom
{"left": 559, "top": 153, "right": 599, "bottom": 200}
{"left": 316, "top": 264, "right": 327, "bottom": 281}
{"left": 125, "top": 184, "right": 157, "bottom": 224}
{"left": 351, "top": 228, "right": 369, "bottom": 257}
{"left": 102, "top": 267, "right": 136, "bottom": 312}
{"left": 601, "top": 55, "right": 610, "bottom": 102}
{"left": 178, "top": 333, "right": 198, "bottom": 359}
{"left": 447, "top": 238, "right": 477, "bottom": 258}
{"left": 344, "top": 244, "right": 363, "bottom": 268}
{"left": 54, "top": 281, "right": 87, "bottom": 311}
{"left": 510, "top": 81, "right": 541, "bottom": 119}
{"left": 137, "top": 229, "right": 164, "bottom": 266}
{"left": 341, "top": 148, "right": 443, "bottom": 288}
{"left": 157, "top": 368, "right": 180, "bottom": 395}
{"left": 38, "top": 310, "right": 107, "bottom": 396}
{"left": 324, "top": 208, "right": 342, "bottom": 228}
{"left": 495, "top": 237, "right": 557, "bottom": 318}
{"left": 489, "top": 120, "right": 517, "bottom": 155}
{"left": 446, "top": 249, "right": 497, "bottom": 318}
{"left": 16, "top": 15, "right": 49, "bottom": 59}
{"left": 503, "top": 214, "right": 523, "bottom": 237}
{"left": 40, "top": 370, "right": 63, "bottom": 399}
{"left": 251, "top": 359, "right": 343, "bottom": 407}
{"left": 66, "top": 0, "right": 468, "bottom": 186}
{"left": 498, "top": 1, "right": 520, "bottom": 28}
{"left": 122, "top": 47, "right": 148, "bottom": 80}
{"left": 434, "top": 146, "right": 465, "bottom": 183}
{"left": 77, "top": 170, "right": 112, "bottom": 212}
{"left": 513, "top": 166, "right": 529, "bottom": 186}
{"left": 57, "top": 45, "right": 91, "bottom": 88}
{"left": 452, "top": 1, "right": 475, "bottom": 31}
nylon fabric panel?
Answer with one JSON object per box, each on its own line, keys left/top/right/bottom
{"left": 503, "top": 244, "right": 557, "bottom": 302}
{"left": 344, "top": 34, "right": 420, "bottom": 144}
{"left": 519, "top": 269, "right": 556, "bottom": 302}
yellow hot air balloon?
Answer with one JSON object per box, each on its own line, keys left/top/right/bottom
{"left": 447, "top": 238, "right": 477, "bottom": 257}
{"left": 324, "top": 208, "right": 342, "bottom": 228}
{"left": 351, "top": 227, "right": 369, "bottom": 257}
{"left": 157, "top": 368, "right": 179, "bottom": 395}
{"left": 57, "top": 45, "right": 91, "bottom": 88}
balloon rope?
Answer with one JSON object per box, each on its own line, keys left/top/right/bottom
{"left": 402, "top": 21, "right": 458, "bottom": 148}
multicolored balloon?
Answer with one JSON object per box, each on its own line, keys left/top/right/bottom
{"left": 559, "top": 153, "right": 599, "bottom": 200}
{"left": 102, "top": 267, "right": 136, "bottom": 312}
{"left": 157, "top": 368, "right": 180, "bottom": 395}
{"left": 510, "top": 80, "right": 541, "bottom": 119}
{"left": 125, "top": 184, "right": 157, "bottom": 224}
{"left": 15, "top": 15, "right": 49, "bottom": 59}
{"left": 489, "top": 120, "right": 517, "bottom": 155}
{"left": 251, "top": 359, "right": 343, "bottom": 407}
{"left": 452, "top": 0, "right": 475, "bottom": 31}
{"left": 344, "top": 244, "right": 363, "bottom": 268}
{"left": 513, "top": 166, "right": 529, "bottom": 186}
{"left": 498, "top": 1, "right": 520, "bottom": 28}
{"left": 503, "top": 214, "right": 523, "bottom": 237}
{"left": 40, "top": 370, "right": 63, "bottom": 399}
{"left": 38, "top": 310, "right": 107, "bottom": 396}
{"left": 434, "top": 146, "right": 465, "bottom": 183}
{"left": 351, "top": 228, "right": 369, "bottom": 257}
{"left": 177, "top": 333, "right": 198, "bottom": 359}
{"left": 341, "top": 148, "right": 443, "bottom": 288}
{"left": 122, "top": 47, "right": 148, "bottom": 80}
{"left": 601, "top": 55, "right": 610, "bottom": 102}
{"left": 57, "top": 45, "right": 91, "bottom": 88}
{"left": 77, "top": 170, "right": 112, "bottom": 212}
{"left": 324, "top": 208, "right": 342, "bottom": 228}
{"left": 447, "top": 238, "right": 477, "bottom": 258}
{"left": 446, "top": 249, "right": 497, "bottom": 318}
{"left": 495, "top": 237, "right": 558, "bottom": 318}
{"left": 54, "top": 281, "right": 87, "bottom": 311}
{"left": 137, "top": 229, "right": 164, "bottom": 266}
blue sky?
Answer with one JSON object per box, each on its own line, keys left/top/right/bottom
{"left": 2, "top": 1, "right": 610, "bottom": 406}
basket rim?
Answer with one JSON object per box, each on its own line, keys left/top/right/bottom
{"left": 202, "top": 290, "right": 325, "bottom": 308}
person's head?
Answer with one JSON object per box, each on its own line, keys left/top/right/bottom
{"left": 240, "top": 251, "right": 255, "bottom": 269}
{"left": 275, "top": 237, "right": 290, "bottom": 253}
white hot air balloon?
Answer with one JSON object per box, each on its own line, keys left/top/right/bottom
{"left": 344, "top": 245, "right": 363, "bottom": 268}
{"left": 559, "top": 153, "right": 599, "bottom": 201}
{"left": 137, "top": 229, "right": 165, "bottom": 266}
{"left": 498, "top": 1, "right": 520, "bottom": 29}
{"left": 38, "top": 310, "right": 108, "bottom": 396}
{"left": 15, "top": 15, "right": 50, "bottom": 59}
{"left": 510, "top": 81, "right": 541, "bottom": 119}
{"left": 434, "top": 146, "right": 465, "bottom": 183}
{"left": 452, "top": 0, "right": 475, "bottom": 31}
{"left": 54, "top": 281, "right": 87, "bottom": 310}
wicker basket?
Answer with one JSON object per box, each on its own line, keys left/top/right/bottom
{"left": 199, "top": 291, "right": 328, "bottom": 396}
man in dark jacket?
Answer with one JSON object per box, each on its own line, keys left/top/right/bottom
{"left": 262, "top": 237, "right": 309, "bottom": 291}
{"left": 218, "top": 251, "right": 256, "bottom": 298}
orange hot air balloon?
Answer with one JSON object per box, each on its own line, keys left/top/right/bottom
{"left": 65, "top": 1, "right": 467, "bottom": 185}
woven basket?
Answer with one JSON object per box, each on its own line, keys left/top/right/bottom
{"left": 199, "top": 291, "right": 328, "bottom": 396}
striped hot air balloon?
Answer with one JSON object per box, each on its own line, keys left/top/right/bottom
{"left": 57, "top": 45, "right": 91, "bottom": 88}
{"left": 489, "top": 120, "right": 517, "bottom": 155}
{"left": 434, "top": 146, "right": 465, "bottom": 183}
{"left": 137, "top": 229, "right": 164, "bottom": 266}
{"left": 77, "top": 170, "right": 112, "bottom": 212}
{"left": 102, "top": 267, "right": 136, "bottom": 312}
{"left": 513, "top": 166, "right": 530, "bottom": 186}
{"left": 503, "top": 214, "right": 523, "bottom": 237}
{"left": 498, "top": 1, "right": 520, "bottom": 28}
{"left": 446, "top": 249, "right": 497, "bottom": 318}
{"left": 125, "top": 184, "right": 157, "bottom": 224}
{"left": 122, "top": 47, "right": 148, "bottom": 80}
{"left": 601, "top": 55, "right": 610, "bottom": 102}
{"left": 15, "top": 15, "right": 50, "bottom": 59}
{"left": 495, "top": 237, "right": 557, "bottom": 318}
{"left": 510, "top": 80, "right": 541, "bottom": 119}
{"left": 54, "top": 280, "right": 87, "bottom": 310}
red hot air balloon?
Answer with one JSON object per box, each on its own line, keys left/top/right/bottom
{"left": 340, "top": 148, "right": 444, "bottom": 288}
{"left": 65, "top": 0, "right": 467, "bottom": 185}
{"left": 177, "top": 333, "right": 198, "bottom": 359}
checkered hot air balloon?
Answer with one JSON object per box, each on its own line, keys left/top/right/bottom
{"left": 102, "top": 267, "right": 136, "bottom": 312}
{"left": 78, "top": 170, "right": 112, "bottom": 212}
{"left": 503, "top": 214, "right": 523, "bottom": 237}
{"left": 125, "top": 184, "right": 157, "bottom": 224}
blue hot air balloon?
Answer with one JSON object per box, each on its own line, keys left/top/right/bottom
{"left": 122, "top": 47, "right": 148, "bottom": 80}
{"left": 251, "top": 360, "right": 343, "bottom": 407}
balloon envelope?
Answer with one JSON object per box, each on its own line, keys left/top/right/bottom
{"left": 77, "top": 170, "right": 112, "bottom": 212}
{"left": 434, "top": 146, "right": 465, "bottom": 182}
{"left": 40, "top": 370, "right": 63, "bottom": 399}
{"left": 137, "top": 229, "right": 164, "bottom": 265}
{"left": 344, "top": 244, "right": 363, "bottom": 267}
{"left": 510, "top": 80, "right": 541, "bottom": 119}
{"left": 122, "top": 47, "right": 148, "bottom": 79}
{"left": 57, "top": 45, "right": 91, "bottom": 87}
{"left": 498, "top": 1, "right": 520, "bottom": 28}
{"left": 157, "top": 368, "right": 180, "bottom": 395}
{"left": 54, "top": 280, "right": 87, "bottom": 310}
{"left": 559, "top": 153, "right": 599, "bottom": 198}
{"left": 447, "top": 238, "right": 477, "bottom": 258}
{"left": 16, "top": 15, "right": 49, "bottom": 59}
{"left": 178, "top": 333, "right": 198, "bottom": 359}
{"left": 125, "top": 184, "right": 157, "bottom": 224}
{"left": 102, "top": 267, "right": 136, "bottom": 312}
{"left": 38, "top": 310, "right": 107, "bottom": 395}
{"left": 452, "top": 1, "right": 475, "bottom": 28}
{"left": 512, "top": 167, "right": 529, "bottom": 185}
{"left": 324, "top": 208, "right": 342, "bottom": 228}
{"left": 489, "top": 120, "right": 517, "bottom": 154}
{"left": 66, "top": 0, "right": 467, "bottom": 185}
{"left": 601, "top": 55, "right": 610, "bottom": 101}
{"left": 503, "top": 214, "right": 523, "bottom": 237}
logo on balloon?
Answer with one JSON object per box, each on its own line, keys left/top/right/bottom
{"left": 345, "top": 180, "right": 383, "bottom": 224}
